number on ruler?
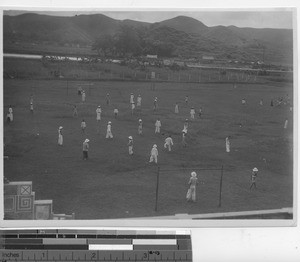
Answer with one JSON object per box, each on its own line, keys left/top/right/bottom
{"left": 143, "top": 252, "right": 148, "bottom": 259}
{"left": 91, "top": 252, "right": 96, "bottom": 260}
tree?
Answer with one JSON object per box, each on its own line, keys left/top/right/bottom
{"left": 92, "top": 34, "right": 115, "bottom": 57}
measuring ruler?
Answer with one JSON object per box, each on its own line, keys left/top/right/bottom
{"left": 0, "top": 229, "right": 193, "bottom": 262}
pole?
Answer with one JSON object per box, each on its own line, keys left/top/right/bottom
{"left": 218, "top": 165, "right": 224, "bottom": 207}
{"left": 155, "top": 166, "right": 160, "bottom": 212}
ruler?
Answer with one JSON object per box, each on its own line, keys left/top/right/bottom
{"left": 0, "top": 229, "right": 193, "bottom": 262}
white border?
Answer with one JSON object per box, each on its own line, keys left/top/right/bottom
{"left": 1, "top": 1, "right": 299, "bottom": 261}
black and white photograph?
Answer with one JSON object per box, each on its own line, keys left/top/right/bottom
{"left": 1, "top": 6, "right": 295, "bottom": 223}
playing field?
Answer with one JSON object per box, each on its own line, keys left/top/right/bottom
{"left": 4, "top": 78, "right": 293, "bottom": 219}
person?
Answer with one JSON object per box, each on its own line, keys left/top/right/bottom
{"left": 260, "top": 99, "right": 263, "bottom": 106}
{"left": 130, "top": 93, "right": 134, "bottom": 104}
{"left": 106, "top": 93, "right": 110, "bottom": 106}
{"left": 164, "top": 135, "right": 174, "bottom": 152}
{"left": 185, "top": 95, "right": 189, "bottom": 105}
{"left": 96, "top": 106, "right": 102, "bottom": 121}
{"left": 186, "top": 171, "right": 199, "bottom": 202}
{"left": 149, "top": 144, "right": 158, "bottom": 164}
{"left": 82, "top": 139, "right": 89, "bottom": 160}
{"left": 190, "top": 107, "right": 195, "bottom": 120}
{"left": 175, "top": 103, "right": 179, "bottom": 114}
{"left": 284, "top": 119, "right": 288, "bottom": 129}
{"left": 128, "top": 136, "right": 133, "bottom": 155}
{"left": 155, "top": 118, "right": 161, "bottom": 134}
{"left": 58, "top": 126, "right": 63, "bottom": 146}
{"left": 30, "top": 102, "right": 34, "bottom": 113}
{"left": 250, "top": 167, "right": 258, "bottom": 190}
{"left": 77, "top": 86, "right": 82, "bottom": 95}
{"left": 138, "top": 119, "right": 143, "bottom": 135}
{"left": 199, "top": 107, "right": 202, "bottom": 118}
{"left": 183, "top": 119, "right": 188, "bottom": 133}
{"left": 153, "top": 97, "right": 158, "bottom": 111}
{"left": 226, "top": 136, "right": 230, "bottom": 152}
{"left": 8, "top": 105, "right": 13, "bottom": 122}
{"left": 30, "top": 94, "right": 34, "bottom": 104}
{"left": 73, "top": 105, "right": 78, "bottom": 117}
{"left": 242, "top": 98, "right": 246, "bottom": 105}
{"left": 81, "top": 90, "right": 86, "bottom": 102}
{"left": 131, "top": 102, "right": 135, "bottom": 115}
{"left": 81, "top": 119, "right": 86, "bottom": 133}
{"left": 106, "top": 121, "right": 113, "bottom": 139}
{"left": 182, "top": 130, "right": 187, "bottom": 147}
{"left": 137, "top": 94, "right": 142, "bottom": 107}
{"left": 114, "top": 108, "right": 119, "bottom": 118}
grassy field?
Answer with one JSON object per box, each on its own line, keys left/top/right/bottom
{"left": 4, "top": 78, "right": 293, "bottom": 219}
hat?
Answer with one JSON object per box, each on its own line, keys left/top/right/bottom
{"left": 182, "top": 129, "right": 187, "bottom": 133}
{"left": 59, "top": 126, "right": 63, "bottom": 129}
{"left": 98, "top": 105, "right": 101, "bottom": 108}
{"left": 185, "top": 119, "right": 188, "bottom": 121}
{"left": 85, "top": 139, "right": 90, "bottom": 143}
{"left": 191, "top": 171, "right": 197, "bottom": 177}
{"left": 253, "top": 167, "right": 258, "bottom": 172}
{"left": 139, "top": 119, "right": 142, "bottom": 122}
{"left": 108, "top": 121, "right": 111, "bottom": 124}
{"left": 153, "top": 144, "right": 157, "bottom": 148}
{"left": 128, "top": 136, "right": 133, "bottom": 139}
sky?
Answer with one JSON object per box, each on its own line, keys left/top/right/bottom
{"left": 4, "top": 10, "right": 293, "bottom": 29}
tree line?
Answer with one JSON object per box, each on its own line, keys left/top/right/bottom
{"left": 92, "top": 25, "right": 174, "bottom": 58}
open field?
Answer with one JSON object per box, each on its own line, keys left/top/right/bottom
{"left": 4, "top": 77, "right": 293, "bottom": 219}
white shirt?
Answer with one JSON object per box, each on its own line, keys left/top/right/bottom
{"left": 107, "top": 124, "right": 111, "bottom": 132}
{"left": 155, "top": 120, "right": 161, "bottom": 127}
{"left": 151, "top": 147, "right": 158, "bottom": 156}
{"left": 165, "top": 137, "right": 173, "bottom": 145}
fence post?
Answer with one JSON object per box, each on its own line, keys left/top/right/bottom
{"left": 218, "top": 165, "right": 224, "bottom": 207}
{"left": 155, "top": 166, "right": 160, "bottom": 212}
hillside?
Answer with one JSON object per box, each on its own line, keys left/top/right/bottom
{"left": 3, "top": 13, "right": 293, "bottom": 65}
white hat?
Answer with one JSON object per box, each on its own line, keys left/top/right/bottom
{"left": 85, "top": 139, "right": 90, "bottom": 143}
{"left": 253, "top": 167, "right": 258, "bottom": 172}
{"left": 191, "top": 171, "right": 197, "bottom": 177}
{"left": 98, "top": 105, "right": 101, "bottom": 108}
{"left": 153, "top": 144, "right": 157, "bottom": 148}
{"left": 128, "top": 136, "right": 133, "bottom": 139}
{"left": 182, "top": 129, "right": 187, "bottom": 133}
{"left": 59, "top": 126, "right": 63, "bottom": 129}
{"left": 139, "top": 119, "right": 142, "bottom": 122}
{"left": 108, "top": 121, "right": 111, "bottom": 124}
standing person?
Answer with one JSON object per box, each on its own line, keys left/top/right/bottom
{"left": 106, "top": 93, "right": 110, "bottom": 106}
{"left": 130, "top": 93, "right": 134, "bottom": 104}
{"left": 155, "top": 118, "right": 161, "bottom": 134}
{"left": 198, "top": 107, "right": 202, "bottom": 118}
{"left": 250, "top": 167, "right": 258, "bottom": 190}
{"left": 106, "top": 121, "right": 113, "bottom": 139}
{"left": 226, "top": 136, "right": 230, "bottom": 152}
{"left": 137, "top": 94, "right": 142, "bottom": 107}
{"left": 175, "top": 103, "right": 179, "bottom": 114}
{"left": 30, "top": 94, "right": 34, "bottom": 104}
{"left": 30, "top": 102, "right": 34, "bottom": 113}
{"left": 114, "top": 108, "right": 119, "bottom": 118}
{"left": 138, "top": 119, "right": 143, "bottom": 135}
{"left": 149, "top": 144, "right": 158, "bottom": 164}
{"left": 73, "top": 105, "right": 78, "bottom": 117}
{"left": 8, "top": 105, "right": 13, "bottom": 122}
{"left": 81, "top": 90, "right": 86, "bottom": 102}
{"left": 185, "top": 95, "right": 189, "bottom": 105}
{"left": 96, "top": 105, "right": 102, "bottom": 122}
{"left": 284, "top": 119, "right": 288, "bottom": 129}
{"left": 82, "top": 139, "right": 89, "bottom": 160}
{"left": 153, "top": 97, "right": 158, "bottom": 111}
{"left": 131, "top": 102, "right": 135, "bottom": 115}
{"left": 190, "top": 107, "right": 195, "bottom": 120}
{"left": 164, "top": 135, "right": 174, "bottom": 152}
{"left": 128, "top": 136, "right": 133, "bottom": 155}
{"left": 186, "top": 171, "right": 199, "bottom": 202}
{"left": 81, "top": 119, "right": 86, "bottom": 134}
{"left": 183, "top": 119, "right": 189, "bottom": 133}
{"left": 58, "top": 126, "right": 63, "bottom": 146}
{"left": 182, "top": 130, "right": 187, "bottom": 147}
{"left": 242, "top": 98, "right": 246, "bottom": 105}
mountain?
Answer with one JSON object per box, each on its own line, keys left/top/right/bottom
{"left": 3, "top": 13, "right": 293, "bottom": 65}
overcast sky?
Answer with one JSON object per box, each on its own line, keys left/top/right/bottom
{"left": 4, "top": 10, "right": 293, "bottom": 29}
